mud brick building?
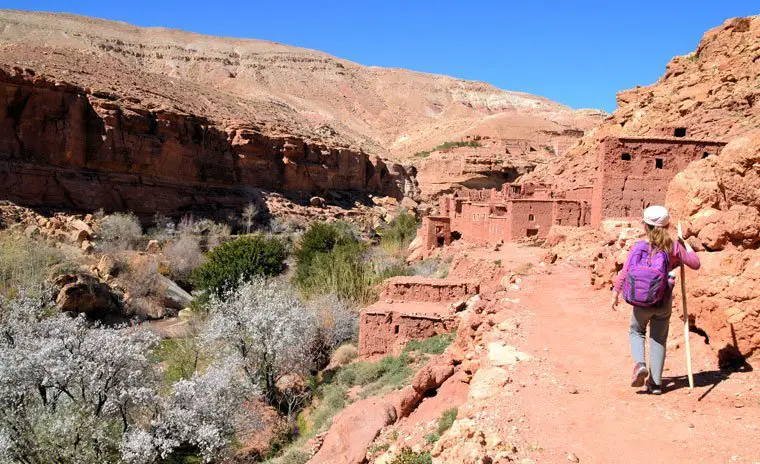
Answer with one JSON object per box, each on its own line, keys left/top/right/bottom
{"left": 590, "top": 135, "right": 726, "bottom": 227}
{"left": 431, "top": 182, "right": 589, "bottom": 246}
{"left": 427, "top": 134, "right": 725, "bottom": 248}
{"left": 358, "top": 277, "right": 478, "bottom": 357}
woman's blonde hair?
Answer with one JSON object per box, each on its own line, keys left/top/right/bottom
{"left": 645, "top": 224, "right": 673, "bottom": 253}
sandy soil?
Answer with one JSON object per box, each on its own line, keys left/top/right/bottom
{"left": 501, "top": 254, "right": 760, "bottom": 463}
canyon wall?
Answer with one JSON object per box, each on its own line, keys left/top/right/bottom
{"left": 0, "top": 67, "right": 416, "bottom": 218}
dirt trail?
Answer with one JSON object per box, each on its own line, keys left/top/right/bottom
{"left": 505, "top": 255, "right": 760, "bottom": 463}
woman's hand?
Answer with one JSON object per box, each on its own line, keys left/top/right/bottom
{"left": 611, "top": 291, "right": 620, "bottom": 311}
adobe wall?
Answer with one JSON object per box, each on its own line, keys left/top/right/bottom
{"left": 591, "top": 136, "right": 725, "bottom": 227}
{"left": 509, "top": 200, "right": 554, "bottom": 239}
{"left": 358, "top": 310, "right": 457, "bottom": 357}
{"left": 455, "top": 203, "right": 497, "bottom": 244}
{"left": 552, "top": 200, "right": 586, "bottom": 227}
{"left": 380, "top": 276, "right": 479, "bottom": 303}
{"left": 420, "top": 216, "right": 451, "bottom": 250}
{"left": 564, "top": 186, "right": 594, "bottom": 202}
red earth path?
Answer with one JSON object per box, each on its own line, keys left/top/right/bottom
{"left": 501, "top": 253, "right": 759, "bottom": 463}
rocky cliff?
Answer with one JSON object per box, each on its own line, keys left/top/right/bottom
{"left": 0, "top": 10, "right": 603, "bottom": 207}
{"left": 524, "top": 16, "right": 760, "bottom": 192}
{"left": 0, "top": 48, "right": 416, "bottom": 218}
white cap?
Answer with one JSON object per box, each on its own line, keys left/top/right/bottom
{"left": 643, "top": 205, "right": 670, "bottom": 228}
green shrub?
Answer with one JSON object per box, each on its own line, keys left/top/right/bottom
{"left": 294, "top": 222, "right": 355, "bottom": 269}
{"left": 379, "top": 212, "right": 419, "bottom": 253}
{"left": 436, "top": 407, "right": 457, "bottom": 435}
{"left": 335, "top": 354, "right": 413, "bottom": 399}
{"left": 191, "top": 235, "right": 286, "bottom": 295}
{"left": 294, "top": 221, "right": 413, "bottom": 304}
{"left": 390, "top": 448, "right": 432, "bottom": 464}
{"left": 294, "top": 223, "right": 375, "bottom": 303}
{"left": 404, "top": 333, "right": 454, "bottom": 356}
{"left": 424, "top": 432, "right": 439, "bottom": 444}
{"left": 309, "top": 384, "right": 348, "bottom": 434}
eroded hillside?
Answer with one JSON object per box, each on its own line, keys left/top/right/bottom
{"left": 524, "top": 16, "right": 760, "bottom": 192}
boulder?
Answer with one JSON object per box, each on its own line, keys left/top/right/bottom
{"left": 161, "top": 276, "right": 193, "bottom": 310}
{"left": 54, "top": 274, "right": 121, "bottom": 315}
{"left": 411, "top": 358, "right": 455, "bottom": 394}
{"left": 96, "top": 254, "right": 118, "bottom": 279}
{"left": 310, "top": 196, "right": 326, "bottom": 208}
{"left": 400, "top": 196, "right": 419, "bottom": 211}
{"left": 309, "top": 398, "right": 397, "bottom": 464}
{"left": 390, "top": 385, "right": 423, "bottom": 418}
{"left": 70, "top": 228, "right": 91, "bottom": 245}
{"left": 70, "top": 219, "right": 94, "bottom": 235}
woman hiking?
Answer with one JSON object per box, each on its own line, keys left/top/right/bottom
{"left": 610, "top": 205, "right": 700, "bottom": 395}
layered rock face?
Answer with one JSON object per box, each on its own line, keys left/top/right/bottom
{"left": 0, "top": 10, "right": 603, "bottom": 206}
{"left": 665, "top": 132, "right": 760, "bottom": 363}
{"left": 525, "top": 16, "right": 760, "bottom": 193}
{"left": 0, "top": 66, "right": 415, "bottom": 218}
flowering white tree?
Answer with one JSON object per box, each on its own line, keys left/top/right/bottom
{"left": 0, "top": 293, "right": 159, "bottom": 463}
{"left": 0, "top": 294, "right": 255, "bottom": 464}
{"left": 121, "top": 362, "right": 250, "bottom": 464}
{"left": 203, "top": 278, "right": 318, "bottom": 405}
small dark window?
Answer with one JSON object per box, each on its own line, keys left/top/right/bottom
{"left": 621, "top": 153, "right": 632, "bottom": 161}
{"left": 702, "top": 152, "right": 710, "bottom": 159}
{"left": 674, "top": 128, "right": 687, "bottom": 137}
{"left": 526, "top": 228, "right": 539, "bottom": 237}
{"left": 528, "top": 214, "right": 535, "bottom": 221}
{"left": 394, "top": 325, "right": 399, "bottom": 334}
{"left": 655, "top": 158, "right": 664, "bottom": 169}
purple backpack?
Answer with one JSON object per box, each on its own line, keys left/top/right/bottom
{"left": 622, "top": 240, "right": 670, "bottom": 308}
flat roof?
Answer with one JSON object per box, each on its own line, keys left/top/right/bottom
{"left": 363, "top": 301, "right": 452, "bottom": 319}
{"left": 613, "top": 135, "right": 726, "bottom": 145}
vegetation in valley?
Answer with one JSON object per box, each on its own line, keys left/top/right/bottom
{"left": 191, "top": 234, "right": 287, "bottom": 296}
{"left": 378, "top": 211, "right": 419, "bottom": 254}
{"left": 293, "top": 221, "right": 410, "bottom": 304}
{"left": 0, "top": 203, "right": 432, "bottom": 463}
{"left": 413, "top": 140, "right": 483, "bottom": 158}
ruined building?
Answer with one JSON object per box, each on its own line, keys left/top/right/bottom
{"left": 419, "top": 133, "right": 725, "bottom": 251}
{"left": 358, "top": 276, "right": 478, "bottom": 357}
{"left": 590, "top": 135, "right": 726, "bottom": 227}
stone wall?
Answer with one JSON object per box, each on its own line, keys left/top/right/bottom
{"left": 590, "top": 136, "right": 725, "bottom": 227}
{"left": 380, "top": 276, "right": 479, "bottom": 303}
{"left": 358, "top": 310, "right": 457, "bottom": 357}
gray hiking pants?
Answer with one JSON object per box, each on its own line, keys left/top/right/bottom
{"left": 629, "top": 293, "right": 673, "bottom": 386}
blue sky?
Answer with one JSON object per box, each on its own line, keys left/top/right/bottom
{"left": 3, "top": 1, "right": 758, "bottom": 112}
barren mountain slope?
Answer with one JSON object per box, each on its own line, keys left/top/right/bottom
{"left": 524, "top": 15, "right": 760, "bottom": 191}
{"left": 0, "top": 10, "right": 603, "bottom": 160}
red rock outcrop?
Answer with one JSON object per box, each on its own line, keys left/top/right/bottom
{"left": 665, "top": 132, "right": 760, "bottom": 364}
{"left": 0, "top": 66, "right": 415, "bottom": 218}
{"left": 308, "top": 398, "right": 397, "bottom": 464}
{"left": 524, "top": 16, "right": 760, "bottom": 194}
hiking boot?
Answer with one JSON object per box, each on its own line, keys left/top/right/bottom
{"left": 646, "top": 380, "right": 663, "bottom": 395}
{"left": 631, "top": 362, "right": 649, "bottom": 387}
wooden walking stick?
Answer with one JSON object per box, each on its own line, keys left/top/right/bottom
{"left": 678, "top": 222, "right": 694, "bottom": 390}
